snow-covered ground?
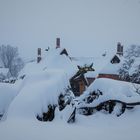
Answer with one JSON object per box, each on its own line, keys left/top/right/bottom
{"left": 0, "top": 78, "right": 140, "bottom": 140}
{"left": 0, "top": 80, "right": 22, "bottom": 120}
{"left": 0, "top": 48, "right": 140, "bottom": 140}
{"left": 0, "top": 108, "right": 140, "bottom": 140}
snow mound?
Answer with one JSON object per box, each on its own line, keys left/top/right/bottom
{"left": 7, "top": 69, "right": 73, "bottom": 119}
{"left": 2, "top": 48, "right": 77, "bottom": 120}
{"left": 79, "top": 78, "right": 140, "bottom": 107}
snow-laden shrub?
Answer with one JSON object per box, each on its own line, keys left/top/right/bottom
{"left": 36, "top": 86, "right": 75, "bottom": 122}
{"left": 75, "top": 79, "right": 140, "bottom": 118}
{"left": 119, "top": 45, "right": 140, "bottom": 84}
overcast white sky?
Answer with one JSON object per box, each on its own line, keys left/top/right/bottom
{"left": 0, "top": 0, "right": 140, "bottom": 59}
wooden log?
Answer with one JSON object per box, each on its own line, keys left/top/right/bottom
{"left": 78, "top": 99, "right": 140, "bottom": 116}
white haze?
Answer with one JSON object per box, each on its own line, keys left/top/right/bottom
{"left": 0, "top": 0, "right": 140, "bottom": 60}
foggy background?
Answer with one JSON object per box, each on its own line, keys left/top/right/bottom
{"left": 0, "top": 0, "right": 140, "bottom": 60}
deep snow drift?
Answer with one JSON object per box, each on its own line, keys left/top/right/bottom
{"left": 0, "top": 80, "right": 22, "bottom": 120}
{"left": 5, "top": 48, "right": 77, "bottom": 120}
{"left": 0, "top": 83, "right": 17, "bottom": 119}
{"left": 7, "top": 69, "right": 73, "bottom": 119}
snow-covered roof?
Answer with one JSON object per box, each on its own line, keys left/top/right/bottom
{"left": 72, "top": 55, "right": 112, "bottom": 77}
{"left": 19, "top": 47, "right": 78, "bottom": 80}
{"left": 0, "top": 68, "right": 9, "bottom": 76}
{"left": 99, "top": 62, "right": 121, "bottom": 75}
{"left": 99, "top": 54, "right": 123, "bottom": 75}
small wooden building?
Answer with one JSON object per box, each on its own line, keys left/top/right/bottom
{"left": 70, "top": 64, "right": 95, "bottom": 96}
{"left": 70, "top": 76, "right": 87, "bottom": 96}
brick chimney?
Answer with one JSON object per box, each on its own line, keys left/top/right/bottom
{"left": 117, "top": 42, "right": 123, "bottom": 56}
{"left": 56, "top": 38, "right": 60, "bottom": 49}
{"left": 37, "top": 48, "right": 41, "bottom": 63}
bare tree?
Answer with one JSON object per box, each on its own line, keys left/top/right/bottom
{"left": 0, "top": 45, "right": 24, "bottom": 78}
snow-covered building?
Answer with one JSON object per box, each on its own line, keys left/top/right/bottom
{"left": 20, "top": 41, "right": 126, "bottom": 96}
{"left": 33, "top": 38, "right": 97, "bottom": 96}
{"left": 20, "top": 39, "right": 85, "bottom": 95}
{"left": 98, "top": 43, "right": 124, "bottom": 80}
{"left": 98, "top": 54, "right": 123, "bottom": 80}
{"left": 75, "top": 43, "right": 124, "bottom": 82}
{"left": 72, "top": 55, "right": 111, "bottom": 86}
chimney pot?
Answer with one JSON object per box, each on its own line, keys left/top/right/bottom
{"left": 56, "top": 38, "right": 60, "bottom": 48}
{"left": 117, "top": 42, "right": 123, "bottom": 56}
{"left": 37, "top": 48, "right": 41, "bottom": 63}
